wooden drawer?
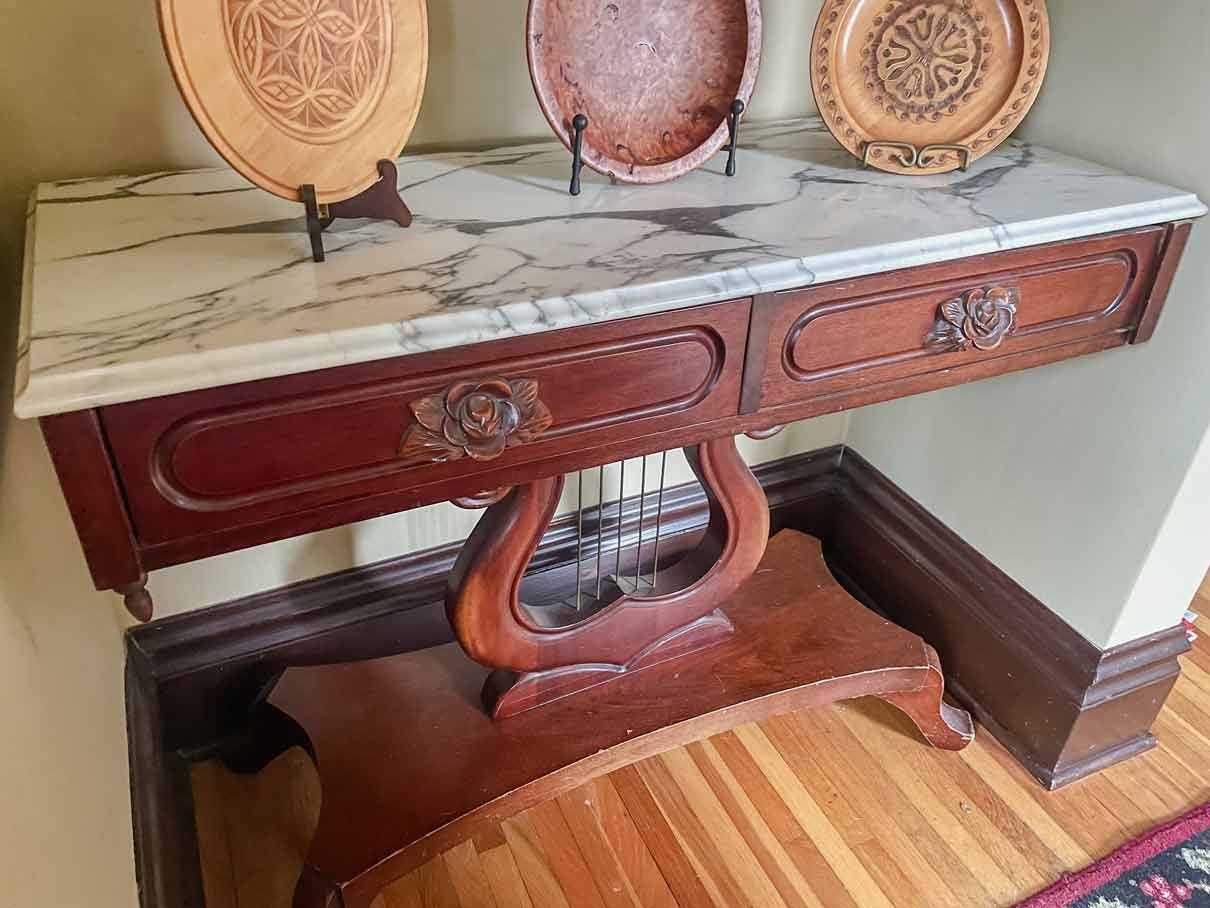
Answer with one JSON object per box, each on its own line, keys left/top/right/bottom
{"left": 752, "top": 228, "right": 1168, "bottom": 413}
{"left": 104, "top": 300, "right": 750, "bottom": 548}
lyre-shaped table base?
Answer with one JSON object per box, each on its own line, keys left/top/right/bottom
{"left": 449, "top": 436, "right": 769, "bottom": 718}
{"left": 273, "top": 530, "right": 974, "bottom": 908}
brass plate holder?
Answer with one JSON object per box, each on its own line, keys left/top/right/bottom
{"left": 860, "top": 141, "right": 973, "bottom": 173}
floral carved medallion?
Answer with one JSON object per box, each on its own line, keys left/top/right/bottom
{"left": 867, "top": 1, "right": 989, "bottom": 121}
{"left": 926, "top": 286, "right": 1018, "bottom": 353}
{"left": 399, "top": 378, "right": 554, "bottom": 466}
{"left": 223, "top": 0, "right": 392, "bottom": 143}
{"left": 811, "top": 0, "right": 1050, "bottom": 174}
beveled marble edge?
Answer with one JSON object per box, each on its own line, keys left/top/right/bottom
{"left": 14, "top": 196, "right": 37, "bottom": 415}
{"left": 13, "top": 191, "right": 1205, "bottom": 419}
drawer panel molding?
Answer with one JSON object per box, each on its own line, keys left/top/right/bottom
{"left": 761, "top": 231, "right": 1163, "bottom": 411}
{"left": 107, "top": 299, "right": 750, "bottom": 545}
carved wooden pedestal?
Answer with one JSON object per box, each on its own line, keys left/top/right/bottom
{"left": 275, "top": 529, "right": 973, "bottom": 908}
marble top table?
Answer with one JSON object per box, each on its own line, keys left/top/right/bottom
{"left": 14, "top": 117, "right": 1206, "bottom": 419}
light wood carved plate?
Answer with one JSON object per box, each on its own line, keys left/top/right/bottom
{"left": 158, "top": 0, "right": 428, "bottom": 203}
{"left": 527, "top": 0, "right": 762, "bottom": 185}
{"left": 811, "top": 0, "right": 1049, "bottom": 175}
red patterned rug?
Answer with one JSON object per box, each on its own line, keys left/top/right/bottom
{"left": 1018, "top": 803, "right": 1210, "bottom": 907}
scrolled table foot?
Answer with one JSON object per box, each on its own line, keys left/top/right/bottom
{"left": 217, "top": 700, "right": 315, "bottom": 776}
{"left": 877, "top": 645, "right": 975, "bottom": 751}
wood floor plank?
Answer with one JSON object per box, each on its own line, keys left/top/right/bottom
{"left": 956, "top": 737, "right": 1090, "bottom": 867}
{"left": 708, "top": 731, "right": 862, "bottom": 908}
{"left": 191, "top": 763, "right": 240, "bottom": 908}
{"left": 526, "top": 800, "right": 610, "bottom": 908}
{"left": 382, "top": 871, "right": 424, "bottom": 908}
{"left": 444, "top": 841, "right": 500, "bottom": 908}
{"left": 502, "top": 813, "right": 572, "bottom": 908}
{"left": 610, "top": 764, "right": 720, "bottom": 908}
{"left": 555, "top": 784, "right": 645, "bottom": 908}
{"left": 686, "top": 740, "right": 824, "bottom": 908}
{"left": 580, "top": 777, "right": 679, "bottom": 908}
{"left": 851, "top": 839, "right": 932, "bottom": 908}
{"left": 638, "top": 751, "right": 770, "bottom": 907}
{"left": 478, "top": 843, "right": 536, "bottom": 908}
{"left": 1153, "top": 709, "right": 1210, "bottom": 780}
{"left": 927, "top": 735, "right": 1069, "bottom": 879}
{"left": 1169, "top": 687, "right": 1210, "bottom": 740}
{"left": 1116, "top": 753, "right": 1200, "bottom": 815}
{"left": 781, "top": 837, "right": 861, "bottom": 908}
{"left": 710, "top": 731, "right": 807, "bottom": 844}
{"left": 1184, "top": 642, "right": 1210, "bottom": 676}
{"left": 769, "top": 709, "right": 981, "bottom": 908}
{"left": 1176, "top": 657, "right": 1210, "bottom": 697}
{"left": 1148, "top": 743, "right": 1210, "bottom": 801}
{"left": 733, "top": 723, "right": 897, "bottom": 908}
{"left": 799, "top": 705, "right": 1000, "bottom": 906}
{"left": 213, "top": 750, "right": 321, "bottom": 908}
{"left": 836, "top": 698, "right": 1050, "bottom": 895}
{"left": 415, "top": 855, "right": 464, "bottom": 908}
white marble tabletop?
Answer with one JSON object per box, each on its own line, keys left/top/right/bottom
{"left": 14, "top": 117, "right": 1206, "bottom": 418}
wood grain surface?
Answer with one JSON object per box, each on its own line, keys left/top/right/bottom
{"left": 192, "top": 608, "right": 1210, "bottom": 908}
{"left": 158, "top": 0, "right": 429, "bottom": 202}
{"left": 269, "top": 529, "right": 970, "bottom": 907}
{"left": 812, "top": 0, "right": 1050, "bottom": 174}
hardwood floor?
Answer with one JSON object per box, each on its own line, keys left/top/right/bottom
{"left": 192, "top": 609, "right": 1210, "bottom": 908}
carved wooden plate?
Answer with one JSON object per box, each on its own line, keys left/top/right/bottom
{"left": 811, "top": 0, "right": 1049, "bottom": 175}
{"left": 158, "top": 0, "right": 428, "bottom": 203}
{"left": 527, "top": 0, "right": 762, "bottom": 185}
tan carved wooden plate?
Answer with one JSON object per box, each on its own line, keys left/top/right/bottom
{"left": 158, "top": 0, "right": 428, "bottom": 203}
{"left": 527, "top": 0, "right": 762, "bottom": 185}
{"left": 811, "top": 0, "right": 1049, "bottom": 175}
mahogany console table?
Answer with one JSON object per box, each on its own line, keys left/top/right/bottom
{"left": 16, "top": 120, "right": 1204, "bottom": 908}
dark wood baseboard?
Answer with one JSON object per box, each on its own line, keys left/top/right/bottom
{"left": 827, "top": 450, "right": 1191, "bottom": 791}
{"left": 125, "top": 655, "right": 206, "bottom": 908}
{"left": 125, "top": 443, "right": 1190, "bottom": 906}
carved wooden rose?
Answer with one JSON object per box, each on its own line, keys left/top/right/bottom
{"left": 399, "top": 377, "right": 553, "bottom": 465}
{"left": 926, "top": 287, "right": 1019, "bottom": 353}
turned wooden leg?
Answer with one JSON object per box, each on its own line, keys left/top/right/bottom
{"left": 877, "top": 646, "right": 975, "bottom": 751}
{"left": 118, "top": 575, "right": 154, "bottom": 622}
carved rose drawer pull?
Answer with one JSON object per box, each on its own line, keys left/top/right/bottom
{"left": 926, "top": 286, "right": 1019, "bottom": 353}
{"left": 399, "top": 377, "right": 554, "bottom": 465}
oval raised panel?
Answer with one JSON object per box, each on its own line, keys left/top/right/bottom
{"left": 153, "top": 328, "right": 726, "bottom": 512}
{"left": 785, "top": 251, "right": 1136, "bottom": 382}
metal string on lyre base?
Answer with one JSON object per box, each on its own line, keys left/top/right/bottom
{"left": 448, "top": 437, "right": 770, "bottom": 719}
{"left": 566, "top": 453, "right": 673, "bottom": 607}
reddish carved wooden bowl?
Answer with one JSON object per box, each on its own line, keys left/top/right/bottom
{"left": 527, "top": 0, "right": 762, "bottom": 185}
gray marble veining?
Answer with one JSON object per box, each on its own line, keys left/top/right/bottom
{"left": 14, "top": 117, "right": 1206, "bottom": 417}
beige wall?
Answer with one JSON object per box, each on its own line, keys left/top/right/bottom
{"left": 0, "top": 3, "right": 831, "bottom": 906}
{"left": 847, "top": 0, "right": 1210, "bottom": 649}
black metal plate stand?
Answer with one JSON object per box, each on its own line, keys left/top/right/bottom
{"left": 567, "top": 98, "right": 746, "bottom": 196}
{"left": 301, "top": 160, "right": 413, "bottom": 263}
